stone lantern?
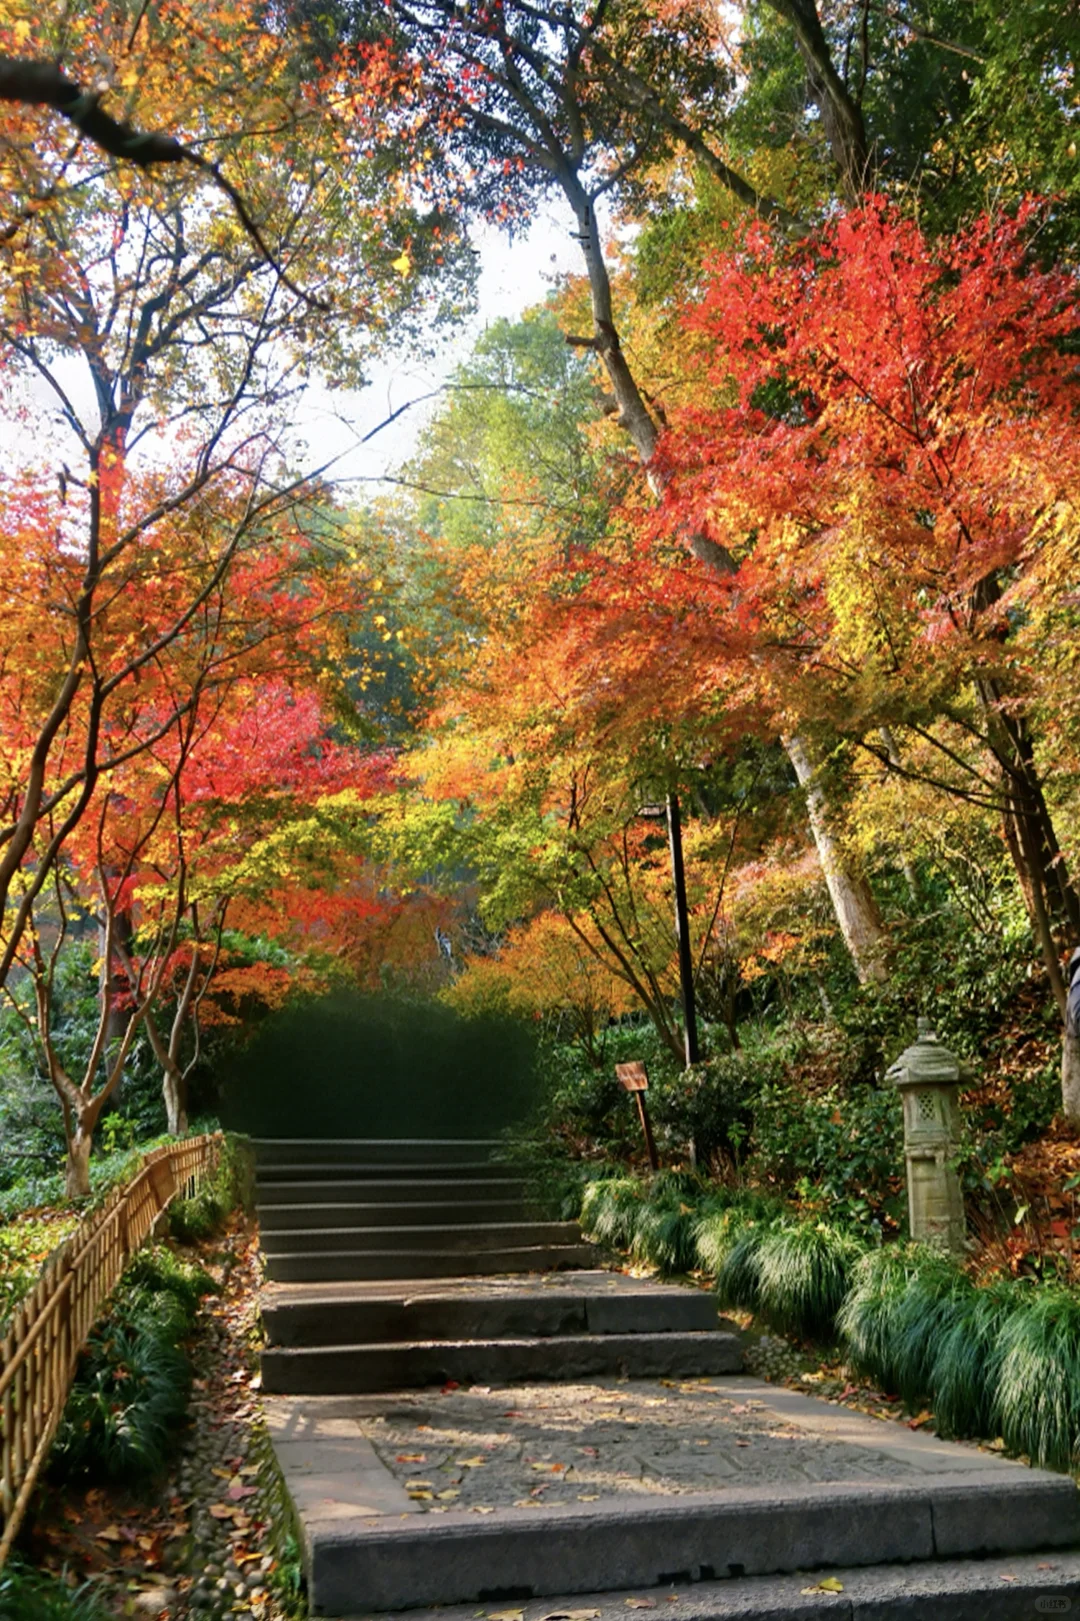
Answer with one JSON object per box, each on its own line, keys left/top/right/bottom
{"left": 886, "top": 1018, "right": 967, "bottom": 1254}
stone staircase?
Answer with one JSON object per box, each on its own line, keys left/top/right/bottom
{"left": 256, "top": 1137, "right": 744, "bottom": 1394}
{"left": 255, "top": 1137, "right": 595, "bottom": 1284}
{"left": 256, "top": 1139, "right": 1080, "bottom": 1619}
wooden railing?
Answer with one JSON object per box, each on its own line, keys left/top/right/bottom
{"left": 0, "top": 1133, "right": 222, "bottom": 1563}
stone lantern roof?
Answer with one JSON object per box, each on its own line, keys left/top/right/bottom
{"left": 886, "top": 1018, "right": 963, "bottom": 1091}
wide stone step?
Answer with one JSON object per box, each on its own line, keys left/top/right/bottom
{"left": 262, "top": 1328, "right": 745, "bottom": 1394}
{"left": 256, "top": 1161, "right": 518, "bottom": 1183}
{"left": 255, "top": 1176, "right": 530, "bottom": 1204}
{"left": 263, "top": 1244, "right": 598, "bottom": 1283}
{"left": 262, "top": 1277, "right": 721, "bottom": 1346}
{"left": 257, "top": 1200, "right": 531, "bottom": 1231}
{"left": 260, "top": 1221, "right": 582, "bottom": 1257}
{"left": 252, "top": 1137, "right": 505, "bottom": 1166}
{"left": 349, "top": 1551, "right": 1080, "bottom": 1621}
{"left": 302, "top": 1471, "right": 1080, "bottom": 1613}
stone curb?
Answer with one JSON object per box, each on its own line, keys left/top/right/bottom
{"left": 304, "top": 1471, "right": 1080, "bottom": 1613}
{"left": 343, "top": 1551, "right": 1080, "bottom": 1621}
{"left": 261, "top": 1329, "right": 744, "bottom": 1393}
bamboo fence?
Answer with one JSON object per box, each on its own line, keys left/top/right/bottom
{"left": 0, "top": 1132, "right": 222, "bottom": 1564}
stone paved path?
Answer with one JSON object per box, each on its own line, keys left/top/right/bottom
{"left": 256, "top": 1142, "right": 1080, "bottom": 1616}
{"left": 358, "top": 1375, "right": 967, "bottom": 1508}
{"left": 264, "top": 1369, "right": 1036, "bottom": 1528}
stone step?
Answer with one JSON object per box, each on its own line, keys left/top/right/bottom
{"left": 348, "top": 1550, "right": 1080, "bottom": 1621}
{"left": 260, "top": 1221, "right": 582, "bottom": 1257}
{"left": 256, "top": 1161, "right": 518, "bottom": 1183}
{"left": 263, "top": 1244, "right": 599, "bottom": 1283}
{"left": 262, "top": 1278, "right": 720, "bottom": 1346}
{"left": 261, "top": 1328, "right": 745, "bottom": 1394}
{"left": 257, "top": 1200, "right": 531, "bottom": 1231}
{"left": 252, "top": 1137, "right": 505, "bottom": 1165}
{"left": 301, "top": 1471, "right": 1080, "bottom": 1614}
{"left": 255, "top": 1176, "right": 530, "bottom": 1204}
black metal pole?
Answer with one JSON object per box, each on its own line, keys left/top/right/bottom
{"left": 666, "top": 791, "right": 701, "bottom": 1066}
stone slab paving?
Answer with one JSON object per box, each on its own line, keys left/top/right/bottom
{"left": 264, "top": 1372, "right": 1035, "bottom": 1525}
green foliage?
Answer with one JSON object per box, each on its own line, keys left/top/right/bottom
{"left": 0, "top": 943, "right": 168, "bottom": 1204}
{"left": 0, "top": 1561, "right": 111, "bottom": 1621}
{"left": 931, "top": 1279, "right": 1017, "bottom": 1440}
{"left": 168, "top": 1134, "right": 254, "bottom": 1243}
{"left": 647, "top": 1049, "right": 763, "bottom": 1164}
{"left": 124, "top": 1245, "right": 219, "bottom": 1317}
{"left": 692, "top": 1195, "right": 779, "bottom": 1276}
{"left": 839, "top": 1248, "right": 1080, "bottom": 1469}
{"left": 50, "top": 1243, "right": 212, "bottom": 1486}
{"left": 751, "top": 1078, "right": 904, "bottom": 1228}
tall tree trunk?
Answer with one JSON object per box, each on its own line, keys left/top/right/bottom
{"left": 764, "top": 0, "right": 871, "bottom": 205}
{"left": 785, "top": 734, "right": 887, "bottom": 983}
{"left": 97, "top": 901, "right": 133, "bottom": 1102}
{"left": 162, "top": 1059, "right": 189, "bottom": 1136}
{"left": 560, "top": 178, "right": 889, "bottom": 983}
{"left": 1063, "top": 1029, "right": 1080, "bottom": 1125}
{"left": 1064, "top": 947, "right": 1080, "bottom": 1123}
{"left": 65, "top": 1125, "right": 93, "bottom": 1198}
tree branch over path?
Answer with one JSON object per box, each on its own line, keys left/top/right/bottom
{"left": 0, "top": 55, "right": 326, "bottom": 307}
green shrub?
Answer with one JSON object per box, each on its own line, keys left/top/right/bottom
{"left": 125, "top": 1244, "right": 218, "bottom": 1316}
{"left": 873, "top": 1252, "right": 976, "bottom": 1409}
{"left": 751, "top": 1079, "right": 904, "bottom": 1228}
{"left": 755, "top": 1222, "right": 866, "bottom": 1341}
{"left": 630, "top": 1199, "right": 699, "bottom": 1275}
{"left": 646, "top": 1050, "right": 766, "bottom": 1162}
{"left": 50, "top": 1241, "right": 213, "bottom": 1486}
{"left": 168, "top": 1132, "right": 253, "bottom": 1243}
{"left": 0, "top": 1561, "right": 110, "bottom": 1621}
{"left": 837, "top": 1245, "right": 923, "bottom": 1389}
{"left": 692, "top": 1194, "right": 779, "bottom": 1275}
{"left": 52, "top": 1311, "right": 190, "bottom": 1483}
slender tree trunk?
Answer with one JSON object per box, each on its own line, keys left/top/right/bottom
{"left": 162, "top": 1059, "right": 189, "bottom": 1136}
{"left": 1063, "top": 1030, "right": 1080, "bottom": 1126}
{"left": 65, "top": 1115, "right": 95, "bottom": 1197}
{"left": 785, "top": 734, "right": 887, "bottom": 983}
{"left": 559, "top": 179, "right": 889, "bottom": 983}
{"left": 764, "top": 0, "right": 871, "bottom": 205}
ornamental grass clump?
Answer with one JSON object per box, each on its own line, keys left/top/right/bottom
{"left": 713, "top": 1222, "right": 775, "bottom": 1314}
{"left": 836, "top": 1245, "right": 922, "bottom": 1389}
{"left": 50, "top": 1243, "right": 213, "bottom": 1486}
{"left": 0, "top": 1561, "right": 110, "bottom": 1621}
{"left": 579, "top": 1176, "right": 645, "bottom": 1251}
{"left": 929, "top": 1278, "right": 1014, "bottom": 1439}
{"left": 755, "top": 1222, "right": 866, "bottom": 1341}
{"left": 630, "top": 1198, "right": 700, "bottom": 1275}
{"left": 992, "top": 1285, "right": 1080, "bottom": 1471}
{"left": 693, "top": 1191, "right": 779, "bottom": 1275}
{"left": 874, "top": 1251, "right": 974, "bottom": 1409}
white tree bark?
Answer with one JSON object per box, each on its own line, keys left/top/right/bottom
{"left": 1063, "top": 1029, "right": 1080, "bottom": 1125}
{"left": 785, "top": 734, "right": 888, "bottom": 984}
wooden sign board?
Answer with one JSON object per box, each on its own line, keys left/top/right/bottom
{"left": 616, "top": 1061, "right": 649, "bottom": 1093}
